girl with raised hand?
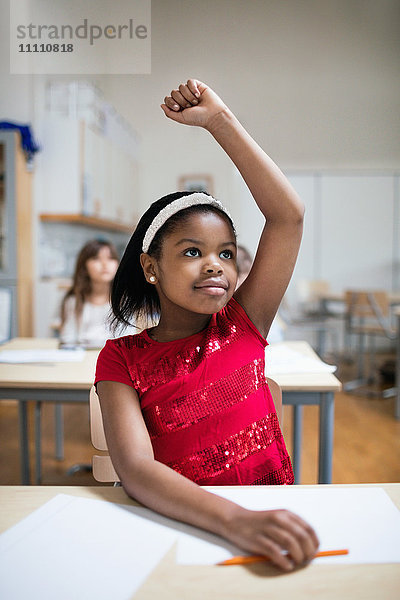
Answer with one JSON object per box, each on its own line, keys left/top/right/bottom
{"left": 95, "top": 79, "right": 319, "bottom": 571}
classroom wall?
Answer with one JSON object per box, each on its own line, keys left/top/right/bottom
{"left": 0, "top": 0, "right": 399, "bottom": 337}
{"left": 0, "top": 0, "right": 34, "bottom": 123}
{"left": 98, "top": 0, "right": 400, "bottom": 214}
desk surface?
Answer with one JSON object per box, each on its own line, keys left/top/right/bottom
{"left": 1, "top": 484, "right": 399, "bottom": 600}
{"left": 0, "top": 338, "right": 341, "bottom": 393}
{"left": 0, "top": 338, "right": 98, "bottom": 389}
{"left": 267, "top": 341, "right": 341, "bottom": 392}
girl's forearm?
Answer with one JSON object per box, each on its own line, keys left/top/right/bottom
{"left": 120, "top": 457, "right": 239, "bottom": 540}
{"left": 206, "top": 108, "right": 304, "bottom": 223}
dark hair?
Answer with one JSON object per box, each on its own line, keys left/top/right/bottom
{"left": 111, "top": 191, "right": 236, "bottom": 329}
{"left": 61, "top": 239, "right": 119, "bottom": 325}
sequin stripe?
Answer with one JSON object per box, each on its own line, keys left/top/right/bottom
{"left": 129, "top": 349, "right": 202, "bottom": 393}
{"left": 250, "top": 456, "right": 295, "bottom": 485}
{"left": 128, "top": 322, "right": 246, "bottom": 393}
{"left": 167, "top": 414, "right": 282, "bottom": 483}
{"left": 144, "top": 358, "right": 266, "bottom": 438}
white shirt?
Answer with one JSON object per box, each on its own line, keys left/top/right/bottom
{"left": 59, "top": 296, "right": 136, "bottom": 348}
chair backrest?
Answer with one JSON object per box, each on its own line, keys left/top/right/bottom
{"left": 266, "top": 377, "right": 282, "bottom": 423}
{"left": 89, "top": 386, "right": 120, "bottom": 483}
{"left": 345, "top": 290, "right": 391, "bottom": 334}
{"left": 297, "top": 279, "right": 331, "bottom": 304}
{"left": 89, "top": 378, "right": 283, "bottom": 483}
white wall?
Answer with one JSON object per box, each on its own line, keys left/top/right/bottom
{"left": 0, "top": 0, "right": 34, "bottom": 122}
{"left": 98, "top": 0, "right": 400, "bottom": 215}
{"left": 0, "top": 0, "right": 399, "bottom": 336}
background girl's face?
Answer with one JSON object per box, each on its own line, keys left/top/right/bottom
{"left": 153, "top": 211, "right": 238, "bottom": 316}
{"left": 86, "top": 246, "right": 118, "bottom": 284}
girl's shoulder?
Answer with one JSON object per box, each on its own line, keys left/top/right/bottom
{"left": 100, "top": 330, "right": 150, "bottom": 358}
{"left": 221, "top": 297, "right": 267, "bottom": 346}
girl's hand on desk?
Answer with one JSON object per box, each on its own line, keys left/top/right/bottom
{"left": 227, "top": 508, "right": 320, "bottom": 571}
{"left": 161, "top": 79, "right": 228, "bottom": 129}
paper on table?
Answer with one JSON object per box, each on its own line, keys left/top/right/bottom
{"left": 2, "top": 487, "right": 399, "bottom": 597}
{"left": 0, "top": 348, "right": 86, "bottom": 363}
{"left": 176, "top": 486, "right": 400, "bottom": 565}
{"left": 0, "top": 494, "right": 177, "bottom": 600}
{"left": 266, "top": 343, "right": 337, "bottom": 374}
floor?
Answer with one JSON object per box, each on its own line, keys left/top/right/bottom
{"left": 0, "top": 354, "right": 399, "bottom": 486}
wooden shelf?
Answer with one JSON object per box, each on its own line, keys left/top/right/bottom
{"left": 40, "top": 213, "right": 134, "bottom": 233}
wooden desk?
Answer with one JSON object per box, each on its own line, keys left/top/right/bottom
{"left": 0, "top": 338, "right": 98, "bottom": 484}
{"left": 1, "top": 484, "right": 399, "bottom": 600}
{"left": 267, "top": 341, "right": 341, "bottom": 484}
{"left": 0, "top": 338, "right": 341, "bottom": 485}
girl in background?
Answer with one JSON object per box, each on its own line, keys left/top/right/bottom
{"left": 60, "top": 239, "right": 119, "bottom": 348}
{"left": 95, "top": 79, "right": 318, "bottom": 571}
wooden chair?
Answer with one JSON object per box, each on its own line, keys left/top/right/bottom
{"left": 266, "top": 377, "right": 283, "bottom": 424}
{"left": 89, "top": 386, "right": 120, "bottom": 483}
{"left": 343, "top": 290, "right": 396, "bottom": 393}
{"left": 90, "top": 378, "right": 283, "bottom": 483}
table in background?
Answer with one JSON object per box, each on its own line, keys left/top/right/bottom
{"left": 0, "top": 338, "right": 98, "bottom": 484}
{"left": 0, "top": 338, "right": 341, "bottom": 485}
{"left": 1, "top": 484, "right": 399, "bottom": 600}
{"left": 267, "top": 341, "right": 341, "bottom": 484}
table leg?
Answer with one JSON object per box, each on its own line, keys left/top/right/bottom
{"left": 18, "top": 401, "right": 30, "bottom": 485}
{"left": 318, "top": 392, "right": 334, "bottom": 483}
{"left": 55, "top": 404, "right": 64, "bottom": 460}
{"left": 292, "top": 405, "right": 303, "bottom": 484}
{"left": 34, "top": 401, "right": 42, "bottom": 485}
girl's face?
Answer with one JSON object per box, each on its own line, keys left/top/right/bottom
{"left": 151, "top": 211, "right": 238, "bottom": 317}
{"left": 86, "top": 246, "right": 118, "bottom": 284}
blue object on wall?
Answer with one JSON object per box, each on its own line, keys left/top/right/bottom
{"left": 0, "top": 121, "right": 40, "bottom": 161}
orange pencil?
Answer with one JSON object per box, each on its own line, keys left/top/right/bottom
{"left": 217, "top": 548, "right": 349, "bottom": 566}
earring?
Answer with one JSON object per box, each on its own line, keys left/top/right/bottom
{"left": 149, "top": 276, "right": 156, "bottom": 283}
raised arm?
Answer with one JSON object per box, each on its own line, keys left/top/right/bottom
{"left": 161, "top": 79, "right": 304, "bottom": 337}
{"left": 97, "top": 380, "right": 318, "bottom": 571}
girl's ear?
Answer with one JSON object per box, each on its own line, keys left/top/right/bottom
{"left": 140, "top": 253, "right": 158, "bottom": 284}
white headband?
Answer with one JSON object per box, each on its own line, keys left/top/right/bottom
{"left": 142, "top": 192, "right": 235, "bottom": 253}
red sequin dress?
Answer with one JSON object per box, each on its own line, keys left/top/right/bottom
{"left": 95, "top": 297, "right": 294, "bottom": 486}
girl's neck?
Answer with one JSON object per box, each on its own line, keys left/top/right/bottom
{"left": 149, "top": 311, "right": 212, "bottom": 343}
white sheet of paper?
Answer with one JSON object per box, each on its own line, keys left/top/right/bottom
{"left": 0, "top": 349, "right": 86, "bottom": 363}
{"left": 0, "top": 494, "right": 177, "bottom": 600}
{"left": 266, "top": 344, "right": 337, "bottom": 374}
{"left": 176, "top": 486, "right": 400, "bottom": 565}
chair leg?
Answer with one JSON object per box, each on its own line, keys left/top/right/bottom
{"left": 357, "top": 332, "right": 366, "bottom": 379}
{"left": 367, "top": 335, "right": 377, "bottom": 384}
{"left": 343, "top": 332, "right": 369, "bottom": 391}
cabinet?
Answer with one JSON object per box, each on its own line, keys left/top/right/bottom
{"left": 39, "top": 116, "right": 139, "bottom": 230}
{"left": 0, "top": 131, "right": 33, "bottom": 339}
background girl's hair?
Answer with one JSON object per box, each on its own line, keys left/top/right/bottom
{"left": 111, "top": 191, "right": 236, "bottom": 330}
{"left": 61, "top": 239, "right": 119, "bottom": 325}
